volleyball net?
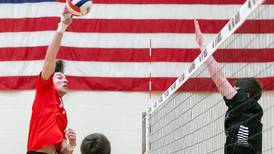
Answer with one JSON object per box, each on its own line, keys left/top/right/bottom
{"left": 143, "top": 0, "right": 274, "bottom": 153}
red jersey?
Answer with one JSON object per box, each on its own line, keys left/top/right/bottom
{"left": 27, "top": 73, "right": 68, "bottom": 152}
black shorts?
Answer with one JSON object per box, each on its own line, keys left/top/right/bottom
{"left": 27, "top": 152, "right": 47, "bottom": 154}
{"left": 225, "top": 145, "right": 256, "bottom": 154}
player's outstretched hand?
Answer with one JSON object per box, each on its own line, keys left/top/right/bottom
{"left": 194, "top": 19, "right": 205, "bottom": 50}
{"left": 57, "top": 7, "right": 73, "bottom": 33}
{"left": 61, "top": 7, "right": 73, "bottom": 26}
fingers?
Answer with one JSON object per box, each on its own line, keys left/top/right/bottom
{"left": 194, "top": 19, "right": 202, "bottom": 36}
{"left": 66, "top": 128, "right": 76, "bottom": 138}
{"left": 66, "top": 128, "right": 77, "bottom": 145}
{"left": 60, "top": 6, "right": 73, "bottom": 26}
{"left": 62, "top": 6, "right": 69, "bottom": 14}
{"left": 194, "top": 19, "right": 205, "bottom": 50}
{"left": 194, "top": 19, "right": 200, "bottom": 31}
{"left": 61, "top": 12, "right": 72, "bottom": 22}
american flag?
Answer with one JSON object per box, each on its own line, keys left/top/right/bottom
{"left": 0, "top": 0, "right": 273, "bottom": 91}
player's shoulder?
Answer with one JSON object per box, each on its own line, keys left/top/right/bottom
{"left": 36, "top": 72, "right": 54, "bottom": 92}
{"left": 224, "top": 89, "right": 248, "bottom": 108}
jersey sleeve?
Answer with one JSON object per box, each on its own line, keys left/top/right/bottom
{"left": 224, "top": 89, "right": 249, "bottom": 109}
{"left": 36, "top": 72, "right": 54, "bottom": 92}
{"left": 223, "top": 89, "right": 249, "bottom": 114}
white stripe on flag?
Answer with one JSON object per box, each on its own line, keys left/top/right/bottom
{"left": 1, "top": 32, "right": 274, "bottom": 49}
{"left": 0, "top": 60, "right": 274, "bottom": 78}
{"left": 1, "top": 3, "right": 272, "bottom": 20}
{"left": 0, "top": 3, "right": 241, "bottom": 19}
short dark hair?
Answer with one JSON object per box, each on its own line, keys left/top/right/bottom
{"left": 235, "top": 78, "right": 262, "bottom": 101}
{"left": 55, "top": 60, "right": 64, "bottom": 73}
{"left": 81, "top": 133, "right": 111, "bottom": 154}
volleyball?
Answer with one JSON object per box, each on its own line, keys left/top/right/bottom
{"left": 66, "top": 0, "right": 92, "bottom": 16}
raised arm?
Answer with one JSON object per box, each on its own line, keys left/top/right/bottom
{"left": 41, "top": 11, "right": 72, "bottom": 80}
{"left": 60, "top": 128, "right": 77, "bottom": 154}
{"left": 194, "top": 20, "right": 237, "bottom": 99}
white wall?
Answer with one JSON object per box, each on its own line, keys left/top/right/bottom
{"left": 0, "top": 90, "right": 160, "bottom": 154}
{"left": 1, "top": 90, "right": 273, "bottom": 154}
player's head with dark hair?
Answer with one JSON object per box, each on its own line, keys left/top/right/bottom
{"left": 81, "top": 133, "right": 111, "bottom": 154}
{"left": 235, "top": 78, "right": 262, "bottom": 101}
{"left": 53, "top": 60, "right": 68, "bottom": 96}
{"left": 55, "top": 60, "right": 64, "bottom": 73}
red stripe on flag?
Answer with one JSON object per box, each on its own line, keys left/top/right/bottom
{"left": 1, "top": 47, "right": 274, "bottom": 62}
{"left": 236, "top": 20, "right": 274, "bottom": 34}
{"left": 0, "top": 76, "right": 37, "bottom": 90}
{"left": 213, "top": 49, "right": 274, "bottom": 63}
{"left": 178, "top": 77, "right": 274, "bottom": 92}
{"left": 1, "top": 18, "right": 274, "bottom": 34}
{"left": 0, "top": 76, "right": 273, "bottom": 91}
{"left": 57, "top": 0, "right": 274, "bottom": 4}
{"left": 0, "top": 17, "right": 59, "bottom": 32}
{"left": 68, "top": 19, "right": 227, "bottom": 33}
{"left": 0, "top": 46, "right": 47, "bottom": 61}
{"left": 57, "top": 0, "right": 245, "bottom": 4}
{"left": 92, "top": 0, "right": 274, "bottom": 4}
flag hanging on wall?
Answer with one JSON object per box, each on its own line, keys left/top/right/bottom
{"left": 0, "top": 0, "right": 274, "bottom": 91}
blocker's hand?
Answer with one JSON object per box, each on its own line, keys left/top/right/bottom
{"left": 194, "top": 19, "right": 205, "bottom": 50}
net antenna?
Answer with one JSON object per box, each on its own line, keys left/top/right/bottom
{"left": 142, "top": 39, "right": 153, "bottom": 154}
{"left": 149, "top": 39, "right": 152, "bottom": 101}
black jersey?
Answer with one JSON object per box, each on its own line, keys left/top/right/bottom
{"left": 224, "top": 89, "right": 263, "bottom": 154}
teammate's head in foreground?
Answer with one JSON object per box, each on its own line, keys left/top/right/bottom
{"left": 81, "top": 133, "right": 111, "bottom": 154}
{"left": 54, "top": 60, "right": 68, "bottom": 96}
{"left": 234, "top": 78, "right": 262, "bottom": 101}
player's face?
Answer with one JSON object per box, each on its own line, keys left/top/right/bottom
{"left": 53, "top": 72, "right": 68, "bottom": 96}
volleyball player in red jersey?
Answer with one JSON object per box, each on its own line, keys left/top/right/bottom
{"left": 27, "top": 9, "right": 76, "bottom": 154}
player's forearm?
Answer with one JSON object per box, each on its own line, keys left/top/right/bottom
{"left": 194, "top": 20, "right": 237, "bottom": 100}
{"left": 200, "top": 46, "right": 228, "bottom": 96}
{"left": 205, "top": 56, "right": 226, "bottom": 91}
{"left": 41, "top": 12, "right": 71, "bottom": 80}
{"left": 41, "top": 32, "right": 63, "bottom": 80}
{"left": 206, "top": 56, "right": 237, "bottom": 99}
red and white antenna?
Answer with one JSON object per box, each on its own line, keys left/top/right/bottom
{"left": 149, "top": 39, "right": 152, "bottom": 100}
